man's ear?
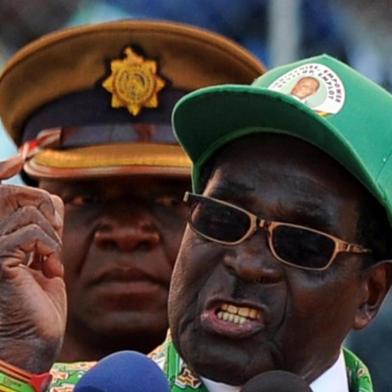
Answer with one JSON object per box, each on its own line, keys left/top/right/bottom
{"left": 353, "top": 261, "right": 392, "bottom": 330}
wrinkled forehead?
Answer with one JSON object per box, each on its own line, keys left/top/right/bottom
{"left": 202, "top": 133, "right": 365, "bottom": 201}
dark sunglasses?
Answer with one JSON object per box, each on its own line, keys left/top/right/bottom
{"left": 183, "top": 192, "right": 371, "bottom": 271}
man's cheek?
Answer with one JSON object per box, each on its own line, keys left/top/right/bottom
{"left": 286, "top": 284, "right": 339, "bottom": 330}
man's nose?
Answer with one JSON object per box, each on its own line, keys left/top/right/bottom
{"left": 94, "top": 208, "right": 160, "bottom": 252}
{"left": 223, "top": 236, "right": 283, "bottom": 284}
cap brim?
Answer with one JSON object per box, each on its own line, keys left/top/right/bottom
{"left": 24, "top": 143, "right": 191, "bottom": 180}
{"left": 173, "top": 85, "right": 382, "bottom": 204}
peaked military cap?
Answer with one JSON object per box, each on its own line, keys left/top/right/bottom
{"left": 0, "top": 19, "right": 265, "bottom": 180}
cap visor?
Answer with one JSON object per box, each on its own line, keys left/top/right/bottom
{"left": 173, "top": 85, "right": 380, "bottom": 202}
{"left": 25, "top": 143, "right": 191, "bottom": 180}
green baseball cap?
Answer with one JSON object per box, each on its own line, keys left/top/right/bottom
{"left": 172, "top": 54, "right": 392, "bottom": 224}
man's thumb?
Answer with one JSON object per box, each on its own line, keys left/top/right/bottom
{"left": 0, "top": 154, "right": 24, "bottom": 182}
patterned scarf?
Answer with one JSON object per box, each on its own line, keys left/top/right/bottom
{"left": 49, "top": 336, "right": 373, "bottom": 392}
{"left": 150, "top": 336, "right": 373, "bottom": 392}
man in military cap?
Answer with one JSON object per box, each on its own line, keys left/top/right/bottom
{"left": 0, "top": 54, "right": 391, "bottom": 391}
{"left": 0, "top": 20, "right": 264, "bottom": 362}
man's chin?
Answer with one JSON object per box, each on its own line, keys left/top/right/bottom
{"left": 92, "top": 313, "right": 167, "bottom": 335}
{"left": 176, "top": 332, "right": 278, "bottom": 386}
{"left": 72, "top": 308, "right": 168, "bottom": 343}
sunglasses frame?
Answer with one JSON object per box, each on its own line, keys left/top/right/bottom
{"left": 184, "top": 191, "right": 372, "bottom": 271}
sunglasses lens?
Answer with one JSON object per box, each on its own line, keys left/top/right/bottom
{"left": 272, "top": 225, "right": 335, "bottom": 269}
{"left": 189, "top": 197, "right": 251, "bottom": 243}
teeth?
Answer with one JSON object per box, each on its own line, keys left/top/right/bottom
{"left": 238, "top": 308, "right": 250, "bottom": 317}
{"left": 217, "top": 311, "right": 248, "bottom": 324}
{"left": 217, "top": 303, "right": 262, "bottom": 324}
{"left": 227, "top": 305, "right": 237, "bottom": 313}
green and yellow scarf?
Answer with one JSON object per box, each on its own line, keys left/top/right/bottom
{"left": 49, "top": 336, "right": 373, "bottom": 392}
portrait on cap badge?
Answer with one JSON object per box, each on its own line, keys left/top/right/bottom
{"left": 102, "top": 47, "right": 166, "bottom": 116}
{"left": 268, "top": 63, "right": 345, "bottom": 116}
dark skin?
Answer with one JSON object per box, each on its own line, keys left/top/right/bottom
{"left": 0, "top": 156, "right": 65, "bottom": 372}
{"left": 168, "top": 134, "right": 391, "bottom": 386}
{"left": 40, "top": 176, "right": 189, "bottom": 361}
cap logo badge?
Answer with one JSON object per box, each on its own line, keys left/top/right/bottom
{"left": 268, "top": 63, "right": 345, "bottom": 116}
{"left": 102, "top": 47, "right": 165, "bottom": 116}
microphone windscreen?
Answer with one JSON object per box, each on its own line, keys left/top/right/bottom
{"left": 74, "top": 351, "right": 170, "bottom": 392}
{"left": 241, "top": 370, "right": 312, "bottom": 392}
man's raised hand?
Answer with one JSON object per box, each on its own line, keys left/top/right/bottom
{"left": 0, "top": 155, "right": 66, "bottom": 373}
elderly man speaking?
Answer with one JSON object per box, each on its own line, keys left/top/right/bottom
{"left": 0, "top": 54, "right": 391, "bottom": 391}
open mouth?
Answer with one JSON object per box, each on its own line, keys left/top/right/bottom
{"left": 217, "top": 303, "right": 262, "bottom": 325}
{"left": 201, "top": 300, "right": 266, "bottom": 339}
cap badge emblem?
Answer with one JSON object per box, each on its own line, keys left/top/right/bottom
{"left": 268, "top": 63, "right": 345, "bottom": 116}
{"left": 102, "top": 47, "right": 165, "bottom": 116}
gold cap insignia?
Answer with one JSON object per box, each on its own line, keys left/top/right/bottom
{"left": 102, "top": 48, "right": 166, "bottom": 116}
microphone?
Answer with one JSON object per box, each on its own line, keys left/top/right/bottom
{"left": 74, "top": 351, "right": 170, "bottom": 392}
{"left": 241, "top": 370, "right": 312, "bottom": 391}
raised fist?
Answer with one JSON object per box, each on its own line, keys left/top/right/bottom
{"left": 0, "top": 155, "right": 66, "bottom": 373}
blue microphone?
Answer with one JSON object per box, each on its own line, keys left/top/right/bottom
{"left": 74, "top": 351, "right": 170, "bottom": 392}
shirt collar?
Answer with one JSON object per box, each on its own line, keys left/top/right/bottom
{"left": 200, "top": 351, "right": 349, "bottom": 392}
{"left": 201, "top": 377, "right": 240, "bottom": 392}
{"left": 310, "top": 351, "right": 349, "bottom": 392}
